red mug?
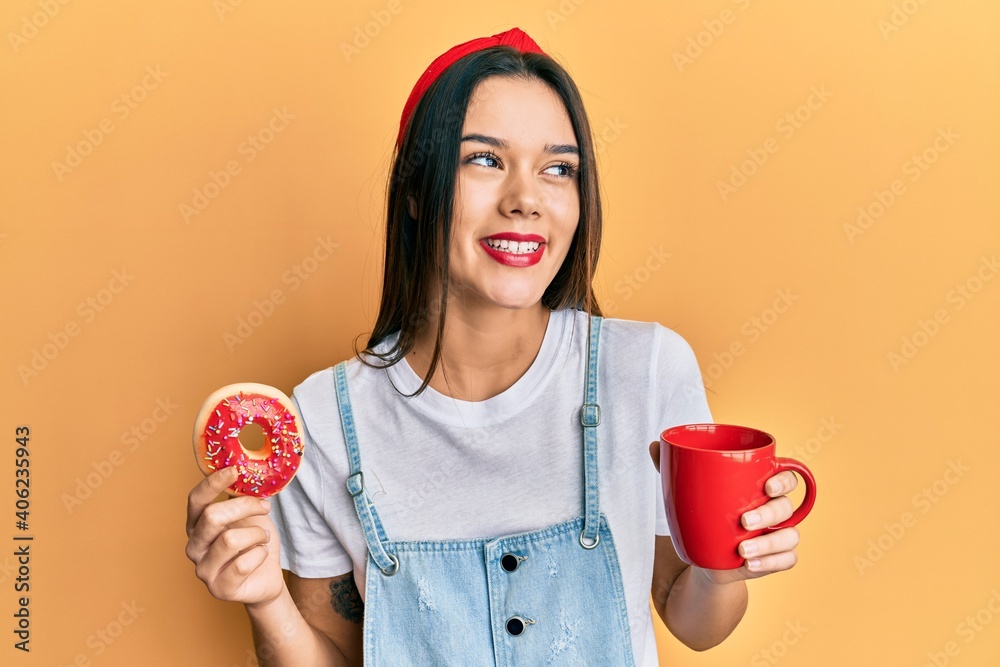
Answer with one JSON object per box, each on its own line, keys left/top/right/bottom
{"left": 660, "top": 423, "right": 817, "bottom": 570}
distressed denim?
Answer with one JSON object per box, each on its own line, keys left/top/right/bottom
{"left": 334, "top": 315, "right": 636, "bottom": 666}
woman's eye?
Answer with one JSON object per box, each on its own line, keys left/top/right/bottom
{"left": 466, "top": 152, "right": 577, "bottom": 179}
{"left": 468, "top": 152, "right": 501, "bottom": 168}
{"left": 545, "top": 163, "right": 578, "bottom": 178}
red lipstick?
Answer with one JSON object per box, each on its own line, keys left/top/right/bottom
{"left": 479, "top": 232, "right": 546, "bottom": 267}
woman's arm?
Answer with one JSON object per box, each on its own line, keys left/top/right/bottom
{"left": 246, "top": 578, "right": 359, "bottom": 667}
{"left": 186, "top": 468, "right": 356, "bottom": 666}
{"left": 651, "top": 535, "right": 748, "bottom": 650}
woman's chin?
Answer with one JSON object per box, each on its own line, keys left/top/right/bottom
{"left": 498, "top": 299, "right": 543, "bottom": 312}
{"left": 446, "top": 275, "right": 551, "bottom": 312}
{"left": 470, "top": 289, "right": 546, "bottom": 312}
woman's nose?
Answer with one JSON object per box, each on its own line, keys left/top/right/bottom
{"left": 501, "top": 167, "right": 544, "bottom": 218}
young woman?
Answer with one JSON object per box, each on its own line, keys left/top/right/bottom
{"left": 185, "top": 27, "right": 802, "bottom": 666}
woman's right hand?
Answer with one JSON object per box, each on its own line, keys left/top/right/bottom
{"left": 185, "top": 466, "right": 284, "bottom": 607}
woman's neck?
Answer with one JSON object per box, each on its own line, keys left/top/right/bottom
{"left": 406, "top": 300, "right": 551, "bottom": 402}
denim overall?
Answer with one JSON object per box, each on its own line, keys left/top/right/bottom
{"left": 333, "top": 315, "right": 637, "bottom": 666}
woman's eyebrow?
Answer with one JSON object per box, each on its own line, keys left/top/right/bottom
{"left": 461, "top": 133, "right": 579, "bottom": 156}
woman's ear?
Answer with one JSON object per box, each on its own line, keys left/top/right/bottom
{"left": 407, "top": 194, "right": 419, "bottom": 220}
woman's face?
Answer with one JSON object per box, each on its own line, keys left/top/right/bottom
{"left": 430, "top": 75, "right": 581, "bottom": 312}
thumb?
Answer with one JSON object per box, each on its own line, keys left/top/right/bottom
{"left": 648, "top": 441, "right": 660, "bottom": 473}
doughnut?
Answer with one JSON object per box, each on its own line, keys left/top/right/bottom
{"left": 192, "top": 383, "right": 304, "bottom": 498}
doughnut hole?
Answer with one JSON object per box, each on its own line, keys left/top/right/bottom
{"left": 238, "top": 421, "right": 271, "bottom": 460}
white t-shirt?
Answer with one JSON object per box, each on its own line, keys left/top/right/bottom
{"left": 270, "top": 307, "right": 712, "bottom": 666}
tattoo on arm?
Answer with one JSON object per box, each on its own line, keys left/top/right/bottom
{"left": 329, "top": 576, "right": 364, "bottom": 623}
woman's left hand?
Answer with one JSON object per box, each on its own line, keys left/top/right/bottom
{"left": 648, "top": 441, "right": 801, "bottom": 586}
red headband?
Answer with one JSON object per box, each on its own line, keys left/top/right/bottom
{"left": 395, "top": 27, "right": 547, "bottom": 150}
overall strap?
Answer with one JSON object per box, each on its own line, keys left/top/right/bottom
{"left": 579, "top": 314, "right": 603, "bottom": 548}
{"left": 334, "top": 361, "right": 399, "bottom": 575}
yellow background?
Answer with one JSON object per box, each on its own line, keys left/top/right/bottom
{"left": 2, "top": 0, "right": 998, "bottom": 665}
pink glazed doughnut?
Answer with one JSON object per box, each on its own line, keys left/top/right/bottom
{"left": 192, "top": 383, "right": 304, "bottom": 498}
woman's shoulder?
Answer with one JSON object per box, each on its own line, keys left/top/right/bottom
{"left": 290, "top": 349, "right": 389, "bottom": 423}
{"left": 599, "top": 313, "right": 703, "bottom": 390}
{"left": 599, "top": 314, "right": 707, "bottom": 416}
{"left": 292, "top": 364, "right": 335, "bottom": 399}
{"left": 598, "top": 312, "right": 697, "bottom": 357}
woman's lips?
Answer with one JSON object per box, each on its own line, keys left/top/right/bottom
{"left": 479, "top": 238, "right": 545, "bottom": 267}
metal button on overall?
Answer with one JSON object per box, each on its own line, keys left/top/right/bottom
{"left": 500, "top": 553, "right": 524, "bottom": 572}
{"left": 505, "top": 616, "right": 534, "bottom": 636}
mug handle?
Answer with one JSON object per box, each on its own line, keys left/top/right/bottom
{"left": 766, "top": 458, "right": 817, "bottom": 531}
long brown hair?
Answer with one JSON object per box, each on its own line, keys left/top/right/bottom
{"left": 354, "top": 45, "right": 603, "bottom": 397}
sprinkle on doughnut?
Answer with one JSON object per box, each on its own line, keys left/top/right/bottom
{"left": 193, "top": 384, "right": 304, "bottom": 498}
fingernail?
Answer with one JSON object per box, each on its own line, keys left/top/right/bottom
{"left": 767, "top": 480, "right": 781, "bottom": 494}
{"left": 224, "top": 466, "right": 238, "bottom": 478}
{"left": 747, "top": 559, "right": 761, "bottom": 570}
{"left": 744, "top": 512, "right": 761, "bottom": 528}
{"left": 260, "top": 499, "right": 270, "bottom": 510}
{"left": 265, "top": 529, "right": 271, "bottom": 540}
{"left": 741, "top": 541, "right": 757, "bottom": 557}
